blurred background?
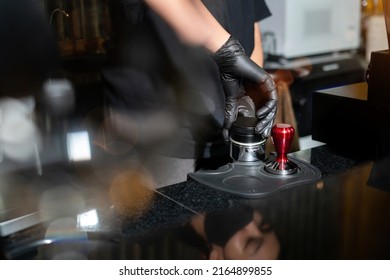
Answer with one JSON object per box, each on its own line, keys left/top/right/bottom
{"left": 7, "top": 0, "right": 385, "bottom": 148}
{"left": 1, "top": 0, "right": 390, "bottom": 261}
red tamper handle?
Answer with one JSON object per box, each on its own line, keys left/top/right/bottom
{"left": 265, "top": 123, "right": 298, "bottom": 175}
{"left": 272, "top": 124, "right": 295, "bottom": 165}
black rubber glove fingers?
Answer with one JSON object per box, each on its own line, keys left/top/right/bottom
{"left": 213, "top": 36, "right": 278, "bottom": 141}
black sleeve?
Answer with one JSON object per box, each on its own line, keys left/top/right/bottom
{"left": 254, "top": 0, "right": 272, "bottom": 22}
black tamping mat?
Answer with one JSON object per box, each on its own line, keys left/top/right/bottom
{"left": 188, "top": 155, "right": 322, "bottom": 199}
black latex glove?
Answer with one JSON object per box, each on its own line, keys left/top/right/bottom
{"left": 213, "top": 36, "right": 277, "bottom": 141}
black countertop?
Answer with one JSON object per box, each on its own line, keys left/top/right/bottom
{"left": 3, "top": 143, "right": 389, "bottom": 260}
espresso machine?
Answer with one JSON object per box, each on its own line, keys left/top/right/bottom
{"left": 188, "top": 114, "right": 321, "bottom": 198}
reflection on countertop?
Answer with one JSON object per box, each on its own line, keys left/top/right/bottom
{"left": 2, "top": 138, "right": 390, "bottom": 260}
{"left": 1, "top": 81, "right": 390, "bottom": 260}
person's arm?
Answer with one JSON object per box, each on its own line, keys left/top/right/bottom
{"left": 250, "top": 23, "right": 264, "bottom": 67}
{"left": 145, "top": 0, "right": 277, "bottom": 140}
{"left": 144, "top": 0, "right": 229, "bottom": 52}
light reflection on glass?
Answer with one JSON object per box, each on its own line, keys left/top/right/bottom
{"left": 39, "top": 185, "right": 85, "bottom": 221}
{"left": 0, "top": 97, "right": 41, "bottom": 162}
{"left": 45, "top": 217, "right": 86, "bottom": 240}
{"left": 109, "top": 168, "right": 155, "bottom": 217}
{"left": 77, "top": 209, "right": 99, "bottom": 230}
{"left": 66, "top": 131, "right": 92, "bottom": 162}
{"left": 44, "top": 217, "right": 89, "bottom": 260}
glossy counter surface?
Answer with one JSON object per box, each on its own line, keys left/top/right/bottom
{"left": 2, "top": 142, "right": 390, "bottom": 260}
{"left": 1, "top": 83, "right": 390, "bottom": 260}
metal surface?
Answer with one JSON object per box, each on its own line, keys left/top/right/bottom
{"left": 230, "top": 139, "right": 266, "bottom": 162}
{"left": 264, "top": 124, "right": 298, "bottom": 175}
{"left": 229, "top": 116, "right": 266, "bottom": 162}
{"left": 265, "top": 159, "right": 298, "bottom": 175}
{"left": 0, "top": 211, "right": 43, "bottom": 237}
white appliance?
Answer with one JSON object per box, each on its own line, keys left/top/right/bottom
{"left": 261, "top": 0, "right": 361, "bottom": 59}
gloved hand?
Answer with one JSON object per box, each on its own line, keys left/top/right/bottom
{"left": 213, "top": 36, "right": 278, "bottom": 141}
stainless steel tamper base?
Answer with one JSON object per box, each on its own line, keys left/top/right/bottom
{"left": 265, "top": 159, "right": 299, "bottom": 175}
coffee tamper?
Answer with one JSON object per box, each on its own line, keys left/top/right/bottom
{"left": 230, "top": 116, "right": 266, "bottom": 162}
{"left": 188, "top": 121, "right": 321, "bottom": 198}
{"left": 265, "top": 124, "right": 298, "bottom": 175}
